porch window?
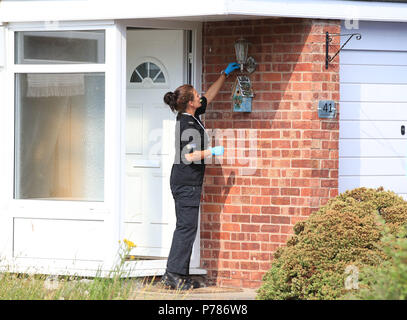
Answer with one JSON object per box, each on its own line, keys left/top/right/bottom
{"left": 15, "top": 30, "right": 105, "bottom": 64}
{"left": 14, "top": 73, "right": 105, "bottom": 201}
{"left": 14, "top": 30, "right": 106, "bottom": 201}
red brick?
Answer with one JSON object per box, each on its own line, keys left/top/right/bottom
{"left": 321, "top": 179, "right": 338, "bottom": 188}
{"left": 270, "top": 197, "right": 290, "bottom": 206}
{"left": 261, "top": 188, "right": 280, "bottom": 196}
{"left": 261, "top": 206, "right": 281, "bottom": 215}
{"left": 281, "top": 188, "right": 300, "bottom": 196}
{"left": 251, "top": 215, "right": 271, "bottom": 223}
{"left": 241, "top": 243, "right": 261, "bottom": 251}
{"left": 270, "top": 215, "right": 291, "bottom": 224}
{"left": 262, "top": 73, "right": 282, "bottom": 81}
{"left": 260, "top": 224, "right": 280, "bottom": 233}
{"left": 232, "top": 252, "right": 250, "bottom": 260}
{"left": 242, "top": 205, "right": 261, "bottom": 214}
{"left": 232, "top": 214, "right": 251, "bottom": 223}
{"left": 251, "top": 196, "right": 271, "bottom": 205}
{"left": 222, "top": 206, "right": 242, "bottom": 214}
{"left": 291, "top": 159, "right": 313, "bottom": 168}
{"left": 251, "top": 233, "right": 270, "bottom": 241}
{"left": 242, "top": 224, "right": 260, "bottom": 232}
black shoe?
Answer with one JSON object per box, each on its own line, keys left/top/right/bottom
{"left": 161, "top": 271, "right": 194, "bottom": 291}
{"left": 184, "top": 277, "right": 201, "bottom": 289}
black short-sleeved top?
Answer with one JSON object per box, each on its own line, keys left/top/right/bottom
{"left": 170, "top": 96, "right": 209, "bottom": 186}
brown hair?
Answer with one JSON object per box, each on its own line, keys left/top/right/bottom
{"left": 163, "top": 84, "right": 195, "bottom": 113}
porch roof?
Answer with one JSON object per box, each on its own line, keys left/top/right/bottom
{"left": 2, "top": 0, "right": 407, "bottom": 24}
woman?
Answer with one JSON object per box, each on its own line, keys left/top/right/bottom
{"left": 162, "top": 62, "right": 240, "bottom": 290}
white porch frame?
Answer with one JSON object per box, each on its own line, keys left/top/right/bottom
{"left": 0, "top": 18, "right": 205, "bottom": 278}
{"left": 0, "top": 20, "right": 125, "bottom": 277}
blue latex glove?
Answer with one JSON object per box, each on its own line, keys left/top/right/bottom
{"left": 210, "top": 146, "right": 224, "bottom": 156}
{"left": 224, "top": 62, "right": 240, "bottom": 76}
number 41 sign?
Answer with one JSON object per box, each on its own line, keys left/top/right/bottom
{"left": 318, "top": 100, "right": 337, "bottom": 119}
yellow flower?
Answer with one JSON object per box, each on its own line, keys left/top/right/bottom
{"left": 123, "top": 238, "right": 136, "bottom": 249}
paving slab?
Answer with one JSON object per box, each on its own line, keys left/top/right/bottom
{"left": 130, "top": 277, "right": 258, "bottom": 300}
{"left": 132, "top": 286, "right": 257, "bottom": 300}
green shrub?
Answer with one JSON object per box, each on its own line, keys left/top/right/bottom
{"left": 256, "top": 187, "right": 407, "bottom": 300}
{"left": 345, "top": 226, "right": 407, "bottom": 300}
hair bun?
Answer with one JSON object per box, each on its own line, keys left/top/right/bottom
{"left": 164, "top": 91, "right": 176, "bottom": 106}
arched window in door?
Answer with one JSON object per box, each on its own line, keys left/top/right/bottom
{"left": 130, "top": 61, "right": 166, "bottom": 84}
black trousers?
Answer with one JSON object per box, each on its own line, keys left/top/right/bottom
{"left": 166, "top": 184, "right": 202, "bottom": 275}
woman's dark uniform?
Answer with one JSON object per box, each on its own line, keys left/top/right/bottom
{"left": 166, "top": 96, "right": 208, "bottom": 276}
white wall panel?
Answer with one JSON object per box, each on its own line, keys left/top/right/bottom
{"left": 339, "top": 176, "right": 407, "bottom": 194}
{"left": 341, "top": 65, "right": 407, "bottom": 84}
{"left": 340, "top": 102, "right": 407, "bottom": 121}
{"left": 340, "top": 158, "right": 406, "bottom": 176}
{"left": 341, "top": 84, "right": 407, "bottom": 102}
{"left": 340, "top": 21, "right": 407, "bottom": 195}
{"left": 340, "top": 139, "right": 407, "bottom": 158}
{"left": 341, "top": 50, "right": 407, "bottom": 66}
{"left": 342, "top": 21, "right": 407, "bottom": 51}
{"left": 13, "top": 218, "right": 105, "bottom": 261}
{"left": 340, "top": 121, "right": 407, "bottom": 139}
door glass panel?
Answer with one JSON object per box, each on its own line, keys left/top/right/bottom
{"left": 154, "top": 72, "right": 165, "bottom": 83}
{"left": 14, "top": 73, "right": 105, "bottom": 201}
{"left": 149, "top": 62, "right": 160, "bottom": 79}
{"left": 130, "top": 61, "right": 166, "bottom": 84}
{"left": 136, "top": 62, "right": 148, "bottom": 79}
{"left": 15, "top": 30, "right": 105, "bottom": 64}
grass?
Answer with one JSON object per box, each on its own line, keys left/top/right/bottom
{"left": 0, "top": 239, "right": 192, "bottom": 300}
{"left": 0, "top": 273, "right": 194, "bottom": 300}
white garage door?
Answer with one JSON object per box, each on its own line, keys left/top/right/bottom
{"left": 339, "top": 21, "right": 407, "bottom": 199}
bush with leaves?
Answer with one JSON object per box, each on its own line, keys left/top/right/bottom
{"left": 345, "top": 225, "right": 407, "bottom": 300}
{"left": 256, "top": 187, "right": 407, "bottom": 300}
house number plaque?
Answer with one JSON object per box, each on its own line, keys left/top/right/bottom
{"left": 318, "top": 100, "right": 337, "bottom": 119}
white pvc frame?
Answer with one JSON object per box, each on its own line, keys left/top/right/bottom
{"left": 1, "top": 20, "right": 124, "bottom": 276}
{"left": 0, "top": 18, "right": 205, "bottom": 277}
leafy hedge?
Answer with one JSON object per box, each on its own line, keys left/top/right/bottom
{"left": 346, "top": 226, "right": 407, "bottom": 300}
{"left": 256, "top": 187, "right": 407, "bottom": 300}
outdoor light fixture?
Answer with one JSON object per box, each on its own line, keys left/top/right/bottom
{"left": 232, "top": 38, "right": 256, "bottom": 112}
{"left": 234, "top": 38, "right": 256, "bottom": 74}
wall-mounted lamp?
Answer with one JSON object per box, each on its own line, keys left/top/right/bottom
{"left": 232, "top": 38, "right": 256, "bottom": 112}
{"left": 234, "top": 38, "right": 256, "bottom": 74}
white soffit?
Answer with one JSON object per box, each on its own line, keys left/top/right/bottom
{"left": 2, "top": 0, "right": 407, "bottom": 23}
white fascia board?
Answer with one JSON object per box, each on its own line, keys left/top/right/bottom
{"left": 0, "top": 0, "right": 227, "bottom": 23}
{"left": 2, "top": 0, "right": 407, "bottom": 23}
{"left": 225, "top": 0, "right": 407, "bottom": 23}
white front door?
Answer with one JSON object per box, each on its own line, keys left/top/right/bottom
{"left": 125, "top": 29, "right": 184, "bottom": 257}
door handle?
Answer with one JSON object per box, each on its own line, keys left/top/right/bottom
{"left": 402, "top": 125, "right": 405, "bottom": 136}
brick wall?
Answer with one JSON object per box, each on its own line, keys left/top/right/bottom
{"left": 200, "top": 18, "right": 341, "bottom": 288}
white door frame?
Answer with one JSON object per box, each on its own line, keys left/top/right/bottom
{"left": 117, "top": 19, "right": 205, "bottom": 276}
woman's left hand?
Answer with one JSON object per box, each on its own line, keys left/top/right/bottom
{"left": 210, "top": 146, "right": 224, "bottom": 156}
{"left": 224, "top": 62, "right": 240, "bottom": 76}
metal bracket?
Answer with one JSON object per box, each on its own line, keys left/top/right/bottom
{"left": 325, "top": 32, "right": 362, "bottom": 69}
